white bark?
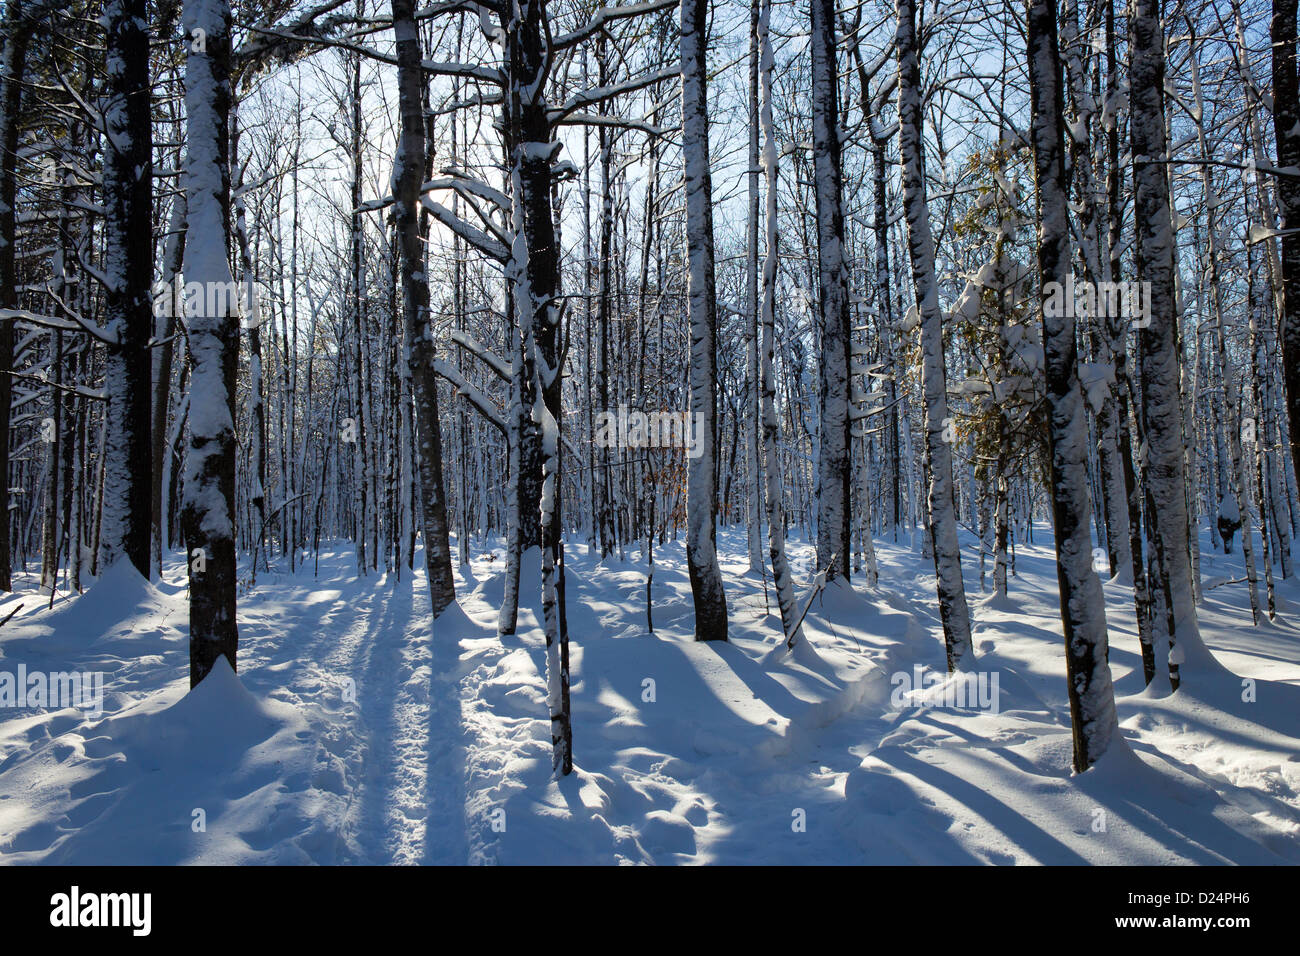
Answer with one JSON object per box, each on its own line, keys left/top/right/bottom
{"left": 896, "top": 0, "right": 972, "bottom": 669}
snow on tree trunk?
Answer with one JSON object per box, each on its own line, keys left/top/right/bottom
{"left": 1129, "top": 0, "right": 1213, "bottom": 687}
{"left": 1060, "top": 0, "right": 1131, "bottom": 582}
{"left": 182, "top": 0, "right": 239, "bottom": 686}
{"left": 1188, "top": 26, "right": 1260, "bottom": 622}
{"left": 896, "top": 0, "right": 972, "bottom": 669}
{"left": 745, "top": 0, "right": 764, "bottom": 574}
{"left": 1102, "top": 0, "right": 1153, "bottom": 682}
{"left": 152, "top": 192, "right": 186, "bottom": 577}
{"left": 505, "top": 0, "right": 572, "bottom": 772}
{"left": 759, "top": 0, "right": 800, "bottom": 645}
{"left": 682, "top": 0, "right": 728, "bottom": 642}
{"left": 1028, "top": 0, "right": 1118, "bottom": 771}
{"left": 393, "top": 0, "right": 456, "bottom": 617}
{"left": 232, "top": 111, "right": 265, "bottom": 569}
{"left": 98, "top": 0, "right": 155, "bottom": 580}
{"left": 811, "top": 0, "right": 852, "bottom": 583}
{"left": 0, "top": 0, "right": 37, "bottom": 593}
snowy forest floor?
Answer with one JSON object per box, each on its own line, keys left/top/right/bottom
{"left": 2, "top": 525, "right": 1299, "bottom": 865}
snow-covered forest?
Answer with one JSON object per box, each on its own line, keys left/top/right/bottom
{"left": 0, "top": 0, "right": 1299, "bottom": 867}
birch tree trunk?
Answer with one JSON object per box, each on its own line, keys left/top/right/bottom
{"left": 811, "top": 0, "right": 852, "bottom": 583}
{"left": 682, "top": 0, "right": 728, "bottom": 642}
{"left": 896, "top": 0, "right": 972, "bottom": 669}
{"left": 393, "top": 0, "right": 456, "bottom": 616}
{"left": 504, "top": 0, "right": 572, "bottom": 770}
{"left": 745, "top": 0, "right": 764, "bottom": 574}
{"left": 759, "top": 0, "right": 799, "bottom": 645}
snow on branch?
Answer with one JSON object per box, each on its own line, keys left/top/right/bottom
{"left": 420, "top": 198, "right": 510, "bottom": 262}
{"left": 416, "top": 0, "right": 506, "bottom": 21}
{"left": 6, "top": 368, "right": 107, "bottom": 402}
{"left": 449, "top": 329, "right": 511, "bottom": 382}
{"left": 553, "top": 0, "right": 680, "bottom": 49}
{"left": 0, "top": 306, "right": 118, "bottom": 348}
{"left": 431, "top": 168, "right": 510, "bottom": 210}
{"left": 549, "top": 67, "right": 680, "bottom": 124}
{"left": 553, "top": 112, "right": 674, "bottom": 138}
{"left": 237, "top": 0, "right": 364, "bottom": 73}
{"left": 431, "top": 359, "right": 506, "bottom": 434}
{"left": 420, "top": 60, "right": 506, "bottom": 86}
{"left": 360, "top": 170, "right": 510, "bottom": 221}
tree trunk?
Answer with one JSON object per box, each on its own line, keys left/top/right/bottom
{"left": 811, "top": 0, "right": 852, "bottom": 583}
{"left": 152, "top": 193, "right": 186, "bottom": 577}
{"left": 182, "top": 0, "right": 239, "bottom": 685}
{"left": 682, "top": 0, "right": 728, "bottom": 641}
{"left": 393, "top": 0, "right": 456, "bottom": 616}
{"left": 97, "top": 0, "right": 155, "bottom": 578}
{"left": 896, "top": 0, "right": 972, "bottom": 669}
{"left": 1273, "top": 0, "right": 1300, "bottom": 499}
{"left": 1129, "top": 0, "right": 1208, "bottom": 687}
{"left": 759, "top": 0, "right": 800, "bottom": 645}
{"left": 745, "top": 0, "right": 764, "bottom": 573}
{"left": 504, "top": 0, "right": 572, "bottom": 771}
{"left": 0, "top": 0, "right": 36, "bottom": 593}
{"left": 1028, "top": 0, "right": 1119, "bottom": 771}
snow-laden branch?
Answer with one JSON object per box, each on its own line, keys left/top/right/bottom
{"left": 549, "top": 67, "right": 680, "bottom": 124}
{"left": 237, "top": 0, "right": 362, "bottom": 72}
{"left": 449, "top": 329, "right": 511, "bottom": 382}
{"left": 431, "top": 168, "right": 510, "bottom": 210}
{"left": 420, "top": 60, "right": 505, "bottom": 86}
{"left": 0, "top": 306, "right": 118, "bottom": 347}
{"left": 431, "top": 359, "right": 506, "bottom": 434}
{"left": 552, "top": 0, "right": 680, "bottom": 50}
{"left": 553, "top": 112, "right": 674, "bottom": 138}
{"left": 360, "top": 170, "right": 508, "bottom": 217}
{"left": 416, "top": 0, "right": 505, "bottom": 21}
{"left": 420, "top": 197, "right": 509, "bottom": 262}
{"left": 6, "top": 367, "right": 107, "bottom": 401}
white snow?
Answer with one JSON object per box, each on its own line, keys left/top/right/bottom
{"left": 2, "top": 527, "right": 1299, "bottom": 864}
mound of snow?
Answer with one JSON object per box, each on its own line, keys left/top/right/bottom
{"left": 0, "top": 657, "right": 346, "bottom": 864}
